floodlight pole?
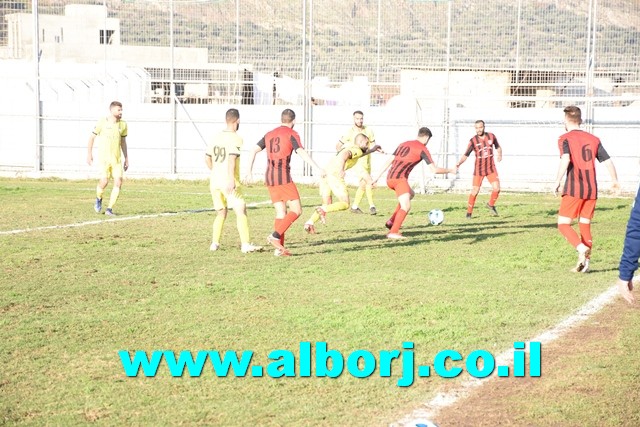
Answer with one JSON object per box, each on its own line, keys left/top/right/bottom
{"left": 584, "top": 0, "right": 597, "bottom": 132}
{"left": 32, "top": 0, "right": 43, "bottom": 172}
{"left": 442, "top": 0, "right": 452, "bottom": 170}
{"left": 170, "top": 0, "right": 177, "bottom": 174}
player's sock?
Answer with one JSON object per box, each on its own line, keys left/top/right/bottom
{"left": 274, "top": 218, "right": 285, "bottom": 246}
{"left": 236, "top": 212, "right": 250, "bottom": 245}
{"left": 389, "top": 204, "right": 401, "bottom": 223}
{"left": 365, "top": 185, "right": 374, "bottom": 208}
{"left": 96, "top": 184, "right": 105, "bottom": 199}
{"left": 467, "top": 195, "right": 477, "bottom": 214}
{"left": 307, "top": 211, "right": 320, "bottom": 225}
{"left": 276, "top": 211, "right": 300, "bottom": 236}
{"left": 489, "top": 190, "right": 500, "bottom": 206}
{"left": 579, "top": 222, "right": 593, "bottom": 249}
{"left": 107, "top": 187, "right": 120, "bottom": 209}
{"left": 353, "top": 186, "right": 365, "bottom": 210}
{"left": 389, "top": 209, "right": 408, "bottom": 234}
{"left": 212, "top": 214, "right": 225, "bottom": 244}
{"left": 558, "top": 223, "right": 581, "bottom": 248}
{"left": 324, "top": 201, "right": 349, "bottom": 213}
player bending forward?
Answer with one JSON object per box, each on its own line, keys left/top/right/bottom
{"left": 373, "top": 127, "right": 456, "bottom": 239}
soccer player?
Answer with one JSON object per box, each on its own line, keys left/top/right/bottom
{"left": 336, "top": 110, "right": 378, "bottom": 215}
{"left": 86, "top": 101, "right": 129, "bottom": 216}
{"left": 205, "top": 108, "right": 262, "bottom": 254}
{"left": 553, "top": 105, "right": 620, "bottom": 273}
{"left": 246, "top": 109, "right": 325, "bottom": 256}
{"left": 456, "top": 120, "right": 502, "bottom": 218}
{"left": 373, "top": 127, "right": 456, "bottom": 239}
{"left": 617, "top": 183, "right": 640, "bottom": 305}
{"left": 304, "top": 133, "right": 381, "bottom": 234}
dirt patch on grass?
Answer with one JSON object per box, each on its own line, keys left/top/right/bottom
{"left": 431, "top": 298, "right": 640, "bottom": 427}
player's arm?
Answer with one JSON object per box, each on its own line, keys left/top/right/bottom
{"left": 495, "top": 145, "right": 502, "bottom": 162}
{"left": 456, "top": 142, "right": 474, "bottom": 169}
{"left": 295, "top": 146, "right": 326, "bottom": 178}
{"left": 372, "top": 155, "right": 394, "bottom": 185}
{"left": 227, "top": 153, "right": 238, "bottom": 194}
{"left": 425, "top": 154, "right": 456, "bottom": 175}
{"left": 205, "top": 153, "right": 213, "bottom": 170}
{"left": 87, "top": 133, "right": 97, "bottom": 165}
{"left": 553, "top": 153, "right": 571, "bottom": 196}
{"left": 363, "top": 144, "right": 382, "bottom": 156}
{"left": 120, "top": 137, "right": 129, "bottom": 171}
{"left": 602, "top": 158, "right": 620, "bottom": 194}
{"left": 618, "top": 188, "right": 640, "bottom": 305}
{"left": 244, "top": 140, "right": 265, "bottom": 183}
{"left": 335, "top": 140, "right": 345, "bottom": 152}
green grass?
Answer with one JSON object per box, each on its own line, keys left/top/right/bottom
{"left": 0, "top": 177, "right": 635, "bottom": 425}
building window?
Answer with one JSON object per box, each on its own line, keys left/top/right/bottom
{"left": 99, "top": 29, "right": 114, "bottom": 45}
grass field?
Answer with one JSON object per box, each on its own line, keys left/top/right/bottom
{"left": 1, "top": 178, "right": 639, "bottom": 426}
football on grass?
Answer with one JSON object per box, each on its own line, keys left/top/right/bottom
{"left": 428, "top": 209, "right": 444, "bottom": 225}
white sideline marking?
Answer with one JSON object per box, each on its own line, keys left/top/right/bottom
{"left": 0, "top": 201, "right": 272, "bottom": 236}
{"left": 392, "top": 284, "right": 620, "bottom": 427}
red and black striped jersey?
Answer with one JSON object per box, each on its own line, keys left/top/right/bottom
{"left": 464, "top": 132, "right": 500, "bottom": 176}
{"left": 558, "top": 129, "right": 610, "bottom": 200}
{"left": 386, "top": 140, "right": 434, "bottom": 180}
{"left": 257, "top": 126, "right": 303, "bottom": 186}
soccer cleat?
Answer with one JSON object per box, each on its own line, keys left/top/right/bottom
{"left": 386, "top": 233, "right": 406, "bottom": 239}
{"left": 105, "top": 208, "right": 114, "bottom": 216}
{"left": 486, "top": 203, "right": 498, "bottom": 216}
{"left": 385, "top": 220, "right": 394, "bottom": 230}
{"left": 316, "top": 206, "right": 327, "bottom": 224}
{"left": 94, "top": 197, "right": 102, "bottom": 213}
{"left": 350, "top": 207, "right": 364, "bottom": 214}
{"left": 241, "top": 243, "right": 263, "bottom": 254}
{"left": 466, "top": 213, "right": 472, "bottom": 219}
{"left": 572, "top": 248, "right": 592, "bottom": 273}
{"left": 209, "top": 243, "right": 220, "bottom": 252}
{"left": 274, "top": 248, "right": 292, "bottom": 257}
{"left": 370, "top": 206, "right": 377, "bottom": 215}
{"left": 304, "top": 223, "right": 317, "bottom": 234}
{"left": 267, "top": 233, "right": 285, "bottom": 251}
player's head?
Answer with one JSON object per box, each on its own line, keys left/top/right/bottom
{"left": 353, "top": 110, "right": 364, "bottom": 128}
{"left": 474, "top": 120, "right": 485, "bottom": 136}
{"left": 109, "top": 101, "right": 123, "bottom": 120}
{"left": 281, "top": 109, "right": 296, "bottom": 128}
{"left": 353, "top": 133, "right": 370, "bottom": 150}
{"left": 417, "top": 126, "right": 432, "bottom": 144}
{"left": 225, "top": 108, "right": 240, "bottom": 131}
{"left": 563, "top": 105, "right": 582, "bottom": 130}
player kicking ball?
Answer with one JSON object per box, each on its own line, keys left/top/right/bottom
{"left": 373, "top": 127, "right": 456, "bottom": 239}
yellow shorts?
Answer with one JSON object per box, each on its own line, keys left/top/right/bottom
{"left": 210, "top": 185, "right": 245, "bottom": 211}
{"left": 350, "top": 158, "right": 371, "bottom": 180}
{"left": 98, "top": 158, "right": 123, "bottom": 179}
{"left": 319, "top": 174, "right": 349, "bottom": 201}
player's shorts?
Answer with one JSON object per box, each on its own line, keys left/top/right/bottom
{"left": 98, "top": 158, "right": 123, "bottom": 179}
{"left": 210, "top": 184, "right": 245, "bottom": 211}
{"left": 267, "top": 182, "right": 300, "bottom": 204}
{"left": 472, "top": 172, "right": 499, "bottom": 187}
{"left": 387, "top": 178, "right": 412, "bottom": 197}
{"left": 319, "top": 174, "right": 349, "bottom": 201}
{"left": 558, "top": 195, "right": 596, "bottom": 220}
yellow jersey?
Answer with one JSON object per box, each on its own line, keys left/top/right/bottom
{"left": 339, "top": 125, "right": 375, "bottom": 168}
{"left": 207, "top": 130, "right": 242, "bottom": 189}
{"left": 93, "top": 118, "right": 127, "bottom": 162}
{"left": 326, "top": 146, "right": 365, "bottom": 176}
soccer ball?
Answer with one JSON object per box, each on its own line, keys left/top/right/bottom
{"left": 428, "top": 209, "right": 444, "bottom": 225}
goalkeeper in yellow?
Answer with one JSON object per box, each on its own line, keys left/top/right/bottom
{"left": 336, "top": 110, "right": 377, "bottom": 215}
{"left": 206, "top": 108, "right": 262, "bottom": 253}
{"left": 304, "top": 133, "right": 381, "bottom": 234}
{"left": 87, "top": 101, "right": 129, "bottom": 216}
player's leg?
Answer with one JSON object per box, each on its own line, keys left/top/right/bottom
{"left": 210, "top": 188, "right": 227, "bottom": 251}
{"left": 352, "top": 179, "right": 366, "bottom": 213}
{"left": 268, "top": 183, "right": 300, "bottom": 252}
{"left": 557, "top": 196, "right": 590, "bottom": 272}
{"left": 363, "top": 170, "right": 376, "bottom": 215}
{"left": 487, "top": 173, "right": 500, "bottom": 216}
{"left": 388, "top": 181, "right": 413, "bottom": 238}
{"left": 466, "top": 175, "right": 482, "bottom": 218}
{"left": 305, "top": 177, "right": 330, "bottom": 232}
{"left": 105, "top": 162, "right": 124, "bottom": 215}
{"left": 230, "top": 188, "right": 262, "bottom": 253}
{"left": 94, "top": 163, "right": 110, "bottom": 213}
{"left": 576, "top": 200, "right": 596, "bottom": 272}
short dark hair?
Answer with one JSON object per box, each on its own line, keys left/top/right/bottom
{"left": 563, "top": 105, "right": 582, "bottom": 124}
{"left": 225, "top": 108, "right": 240, "bottom": 122}
{"left": 353, "top": 110, "right": 364, "bottom": 116}
{"left": 475, "top": 119, "right": 485, "bottom": 126}
{"left": 418, "top": 127, "right": 432, "bottom": 138}
{"left": 281, "top": 108, "right": 296, "bottom": 123}
{"left": 109, "top": 101, "right": 122, "bottom": 108}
